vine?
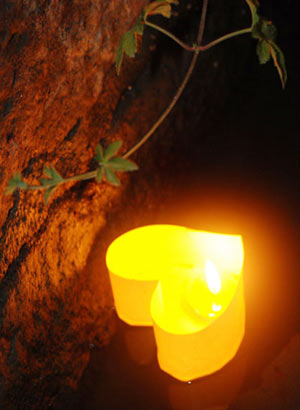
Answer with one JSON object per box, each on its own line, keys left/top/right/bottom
{"left": 6, "top": 0, "right": 287, "bottom": 203}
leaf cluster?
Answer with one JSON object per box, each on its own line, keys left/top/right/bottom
{"left": 245, "top": 0, "right": 287, "bottom": 88}
{"left": 116, "top": 0, "right": 178, "bottom": 75}
{"left": 41, "top": 165, "right": 64, "bottom": 203}
{"left": 144, "top": 0, "right": 179, "bottom": 19}
{"left": 5, "top": 172, "right": 28, "bottom": 194}
{"left": 5, "top": 141, "right": 138, "bottom": 203}
{"left": 95, "top": 141, "right": 138, "bottom": 186}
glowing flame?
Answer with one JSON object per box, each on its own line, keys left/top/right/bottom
{"left": 212, "top": 303, "right": 222, "bottom": 312}
{"left": 205, "top": 260, "right": 221, "bottom": 294}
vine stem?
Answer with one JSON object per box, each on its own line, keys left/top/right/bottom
{"left": 144, "top": 20, "right": 194, "bottom": 52}
{"left": 145, "top": 21, "right": 252, "bottom": 53}
{"left": 199, "top": 27, "right": 252, "bottom": 51}
{"left": 123, "top": 0, "right": 209, "bottom": 160}
{"left": 27, "top": 170, "right": 98, "bottom": 190}
{"left": 16, "top": 0, "right": 250, "bottom": 194}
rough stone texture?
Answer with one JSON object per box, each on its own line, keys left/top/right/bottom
{"left": 0, "top": 1, "right": 148, "bottom": 408}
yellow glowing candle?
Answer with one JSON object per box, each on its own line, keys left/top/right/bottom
{"left": 106, "top": 225, "right": 245, "bottom": 381}
{"left": 106, "top": 225, "right": 190, "bottom": 325}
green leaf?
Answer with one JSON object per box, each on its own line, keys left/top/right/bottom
{"left": 261, "top": 20, "right": 277, "bottom": 41}
{"left": 41, "top": 165, "right": 63, "bottom": 191}
{"left": 144, "top": 0, "right": 178, "bottom": 20}
{"left": 256, "top": 39, "right": 270, "bottom": 64}
{"left": 248, "top": 10, "right": 287, "bottom": 89}
{"left": 123, "top": 30, "right": 137, "bottom": 58}
{"left": 96, "top": 167, "right": 103, "bottom": 183}
{"left": 253, "top": 18, "right": 277, "bottom": 41}
{"left": 115, "top": 16, "right": 145, "bottom": 75}
{"left": 145, "top": 2, "right": 172, "bottom": 18}
{"left": 155, "top": 4, "right": 172, "bottom": 18}
{"left": 44, "top": 165, "right": 52, "bottom": 178}
{"left": 134, "top": 16, "right": 144, "bottom": 36}
{"left": 104, "top": 167, "right": 120, "bottom": 186}
{"left": 49, "top": 165, "right": 63, "bottom": 182}
{"left": 107, "top": 157, "right": 138, "bottom": 172}
{"left": 44, "top": 186, "right": 56, "bottom": 204}
{"left": 95, "top": 144, "right": 104, "bottom": 163}
{"left": 104, "top": 140, "right": 122, "bottom": 160}
{"left": 269, "top": 40, "right": 288, "bottom": 88}
{"left": 5, "top": 172, "right": 28, "bottom": 194}
{"left": 44, "top": 165, "right": 63, "bottom": 182}
{"left": 116, "top": 30, "right": 137, "bottom": 76}
{"left": 40, "top": 178, "right": 55, "bottom": 187}
{"left": 116, "top": 37, "right": 124, "bottom": 76}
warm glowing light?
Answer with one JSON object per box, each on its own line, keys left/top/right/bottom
{"left": 205, "top": 260, "right": 221, "bottom": 294}
{"left": 212, "top": 303, "right": 222, "bottom": 312}
{"left": 106, "top": 224, "right": 245, "bottom": 381}
{"left": 106, "top": 225, "right": 191, "bottom": 325}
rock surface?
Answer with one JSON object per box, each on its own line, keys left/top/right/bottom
{"left": 0, "top": 1, "right": 148, "bottom": 407}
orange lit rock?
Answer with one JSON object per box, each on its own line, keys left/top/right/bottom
{"left": 0, "top": 0, "right": 148, "bottom": 407}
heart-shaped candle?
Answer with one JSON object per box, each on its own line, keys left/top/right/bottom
{"left": 106, "top": 225, "right": 244, "bottom": 381}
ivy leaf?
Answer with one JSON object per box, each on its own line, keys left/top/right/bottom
{"left": 269, "top": 41, "right": 287, "bottom": 88}
{"left": 44, "top": 186, "right": 56, "bottom": 204}
{"left": 5, "top": 172, "right": 28, "bottom": 194}
{"left": 246, "top": 0, "right": 287, "bottom": 89}
{"left": 260, "top": 19, "right": 277, "bottom": 41}
{"left": 40, "top": 178, "right": 55, "bottom": 187}
{"left": 44, "top": 165, "right": 53, "bottom": 178}
{"left": 145, "top": 2, "right": 172, "bottom": 19}
{"left": 107, "top": 157, "right": 138, "bottom": 172}
{"left": 94, "top": 140, "right": 138, "bottom": 186}
{"left": 123, "top": 30, "right": 137, "bottom": 58}
{"left": 104, "top": 167, "right": 120, "bottom": 186}
{"left": 50, "top": 166, "right": 63, "bottom": 182}
{"left": 116, "top": 21, "right": 142, "bottom": 75}
{"left": 135, "top": 16, "right": 145, "bottom": 36}
{"left": 256, "top": 39, "right": 270, "bottom": 64}
{"left": 116, "top": 30, "right": 137, "bottom": 76}
{"left": 144, "top": 0, "right": 179, "bottom": 20}
{"left": 116, "top": 0, "right": 178, "bottom": 74}
{"left": 103, "top": 141, "right": 122, "bottom": 161}
{"left": 245, "top": 0, "right": 260, "bottom": 28}
{"left": 96, "top": 167, "right": 103, "bottom": 183}
{"left": 252, "top": 18, "right": 277, "bottom": 41}
{"left": 44, "top": 165, "right": 63, "bottom": 182}
{"left": 40, "top": 165, "right": 64, "bottom": 198}
{"left": 250, "top": 12, "right": 287, "bottom": 88}
{"left": 95, "top": 144, "right": 104, "bottom": 163}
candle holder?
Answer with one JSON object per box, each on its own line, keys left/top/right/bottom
{"left": 106, "top": 224, "right": 245, "bottom": 381}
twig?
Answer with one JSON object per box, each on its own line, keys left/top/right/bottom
{"left": 27, "top": 170, "right": 98, "bottom": 190}
{"left": 146, "top": 20, "right": 251, "bottom": 53}
{"left": 197, "top": 0, "right": 209, "bottom": 45}
{"left": 200, "top": 27, "right": 252, "bottom": 51}
{"left": 145, "top": 20, "right": 194, "bottom": 52}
